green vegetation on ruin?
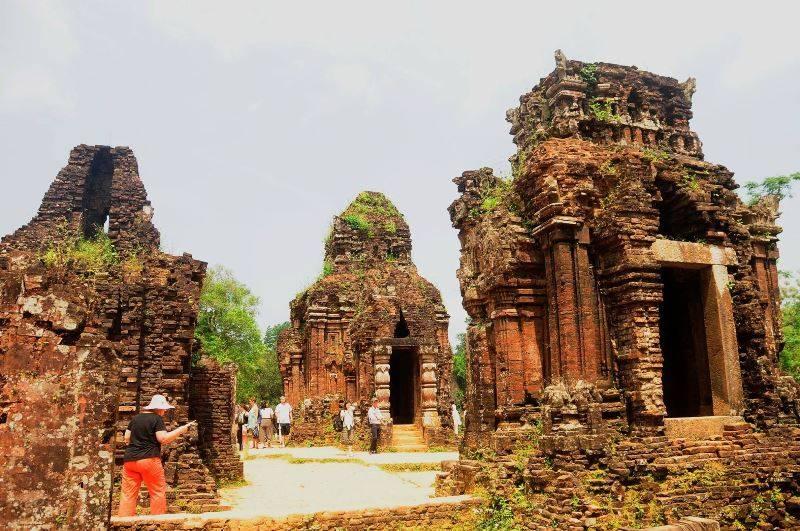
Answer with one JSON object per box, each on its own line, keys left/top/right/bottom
{"left": 743, "top": 171, "right": 800, "bottom": 205}
{"left": 589, "top": 97, "right": 621, "bottom": 123}
{"left": 41, "top": 230, "right": 119, "bottom": 274}
{"left": 579, "top": 63, "right": 598, "bottom": 91}
{"left": 341, "top": 191, "right": 404, "bottom": 238}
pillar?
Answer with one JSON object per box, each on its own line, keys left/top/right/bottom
{"left": 534, "top": 217, "right": 603, "bottom": 383}
{"left": 419, "top": 345, "right": 441, "bottom": 428}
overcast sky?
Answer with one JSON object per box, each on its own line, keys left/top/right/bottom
{"left": 2, "top": 1, "right": 799, "bottom": 344}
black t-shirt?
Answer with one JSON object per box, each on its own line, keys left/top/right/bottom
{"left": 123, "top": 413, "right": 166, "bottom": 462}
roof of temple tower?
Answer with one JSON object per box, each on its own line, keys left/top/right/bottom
{"left": 506, "top": 50, "right": 702, "bottom": 160}
{"left": 324, "top": 191, "right": 412, "bottom": 270}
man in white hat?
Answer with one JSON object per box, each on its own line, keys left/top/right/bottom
{"left": 118, "top": 394, "right": 196, "bottom": 516}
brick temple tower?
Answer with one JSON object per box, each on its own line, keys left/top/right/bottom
{"left": 278, "top": 192, "right": 452, "bottom": 438}
{"left": 449, "top": 51, "right": 791, "bottom": 445}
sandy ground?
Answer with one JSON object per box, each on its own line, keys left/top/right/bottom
{"left": 112, "top": 446, "right": 468, "bottom": 524}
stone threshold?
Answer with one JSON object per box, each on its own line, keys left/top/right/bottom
{"left": 663, "top": 415, "right": 744, "bottom": 440}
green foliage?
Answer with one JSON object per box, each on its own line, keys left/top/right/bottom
{"left": 452, "top": 333, "right": 467, "bottom": 408}
{"left": 343, "top": 214, "right": 372, "bottom": 234}
{"left": 195, "top": 266, "right": 279, "bottom": 402}
{"left": 385, "top": 251, "right": 398, "bottom": 263}
{"left": 640, "top": 147, "right": 670, "bottom": 163}
{"left": 780, "top": 272, "right": 800, "bottom": 380}
{"left": 588, "top": 97, "right": 621, "bottom": 123}
{"left": 681, "top": 173, "right": 701, "bottom": 191}
{"left": 474, "top": 178, "right": 515, "bottom": 217}
{"left": 321, "top": 259, "right": 333, "bottom": 278}
{"left": 475, "top": 491, "right": 522, "bottom": 531}
{"left": 744, "top": 171, "right": 800, "bottom": 204}
{"left": 41, "top": 230, "right": 119, "bottom": 273}
{"left": 579, "top": 63, "right": 598, "bottom": 91}
{"left": 341, "top": 192, "right": 403, "bottom": 238}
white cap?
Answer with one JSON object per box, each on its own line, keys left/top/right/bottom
{"left": 143, "top": 394, "right": 174, "bottom": 410}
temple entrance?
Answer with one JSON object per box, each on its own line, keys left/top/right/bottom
{"left": 390, "top": 347, "right": 417, "bottom": 424}
{"left": 660, "top": 268, "right": 713, "bottom": 417}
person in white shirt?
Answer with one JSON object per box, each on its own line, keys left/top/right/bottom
{"left": 246, "top": 397, "right": 259, "bottom": 450}
{"left": 340, "top": 402, "right": 356, "bottom": 456}
{"left": 367, "top": 397, "right": 383, "bottom": 454}
{"left": 259, "top": 402, "right": 274, "bottom": 448}
{"left": 274, "top": 395, "right": 293, "bottom": 448}
{"left": 451, "top": 401, "right": 462, "bottom": 436}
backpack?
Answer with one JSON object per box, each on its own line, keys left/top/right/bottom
{"left": 333, "top": 413, "right": 344, "bottom": 432}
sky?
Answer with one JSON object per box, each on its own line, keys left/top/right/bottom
{"left": 1, "top": 1, "right": 799, "bottom": 345}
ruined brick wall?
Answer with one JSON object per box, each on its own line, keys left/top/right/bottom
{"left": 449, "top": 52, "right": 795, "bottom": 445}
{"left": 0, "top": 145, "right": 229, "bottom": 528}
{"left": 190, "top": 358, "right": 243, "bottom": 481}
{"left": 438, "top": 411, "right": 800, "bottom": 528}
{"left": 278, "top": 192, "right": 453, "bottom": 441}
{"left": 0, "top": 266, "right": 120, "bottom": 529}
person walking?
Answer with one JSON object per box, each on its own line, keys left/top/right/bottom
{"left": 367, "top": 397, "right": 382, "bottom": 454}
{"left": 451, "top": 401, "right": 462, "bottom": 436}
{"left": 235, "top": 404, "right": 246, "bottom": 451}
{"left": 246, "top": 397, "right": 259, "bottom": 449}
{"left": 340, "top": 401, "right": 356, "bottom": 456}
{"left": 274, "top": 395, "right": 293, "bottom": 448}
{"left": 118, "top": 394, "right": 196, "bottom": 516}
{"left": 259, "top": 401, "right": 274, "bottom": 448}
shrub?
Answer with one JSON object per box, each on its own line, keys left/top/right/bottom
{"left": 41, "top": 231, "right": 119, "bottom": 274}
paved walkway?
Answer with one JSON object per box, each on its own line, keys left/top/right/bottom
{"left": 112, "top": 446, "right": 466, "bottom": 524}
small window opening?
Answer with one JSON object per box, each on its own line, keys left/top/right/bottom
{"left": 394, "top": 311, "right": 410, "bottom": 338}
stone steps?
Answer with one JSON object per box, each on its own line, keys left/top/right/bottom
{"left": 391, "top": 424, "right": 427, "bottom": 451}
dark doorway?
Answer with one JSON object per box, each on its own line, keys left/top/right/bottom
{"left": 660, "top": 268, "right": 713, "bottom": 417}
{"left": 81, "top": 148, "right": 114, "bottom": 238}
{"left": 390, "top": 347, "right": 416, "bottom": 424}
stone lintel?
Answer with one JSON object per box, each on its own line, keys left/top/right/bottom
{"left": 651, "top": 239, "right": 737, "bottom": 268}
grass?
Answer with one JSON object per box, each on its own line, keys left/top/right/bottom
{"left": 217, "top": 478, "right": 250, "bottom": 489}
{"left": 377, "top": 462, "right": 441, "bottom": 472}
{"left": 287, "top": 457, "right": 362, "bottom": 464}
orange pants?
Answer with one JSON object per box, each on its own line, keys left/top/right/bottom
{"left": 118, "top": 457, "right": 167, "bottom": 516}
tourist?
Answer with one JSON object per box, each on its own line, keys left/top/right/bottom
{"left": 235, "top": 404, "right": 246, "bottom": 451}
{"left": 247, "top": 397, "right": 259, "bottom": 449}
{"left": 259, "top": 401, "right": 274, "bottom": 448}
{"left": 451, "top": 401, "right": 462, "bottom": 436}
{"left": 340, "top": 401, "right": 356, "bottom": 456}
{"left": 367, "top": 397, "right": 382, "bottom": 454}
{"left": 118, "top": 394, "right": 196, "bottom": 516}
{"left": 275, "top": 395, "right": 293, "bottom": 447}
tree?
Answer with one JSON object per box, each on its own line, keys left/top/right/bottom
{"left": 743, "top": 172, "right": 800, "bottom": 204}
{"left": 194, "top": 266, "right": 271, "bottom": 402}
{"left": 452, "top": 333, "right": 467, "bottom": 408}
{"left": 780, "top": 272, "right": 800, "bottom": 380}
{"left": 261, "top": 321, "right": 290, "bottom": 404}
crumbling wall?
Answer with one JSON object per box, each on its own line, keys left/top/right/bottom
{"left": 190, "top": 358, "right": 243, "bottom": 482}
{"left": 0, "top": 145, "right": 232, "bottom": 529}
{"left": 0, "top": 265, "right": 119, "bottom": 529}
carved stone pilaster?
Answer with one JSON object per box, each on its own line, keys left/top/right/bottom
{"left": 420, "top": 345, "right": 441, "bottom": 428}
{"left": 374, "top": 345, "right": 391, "bottom": 417}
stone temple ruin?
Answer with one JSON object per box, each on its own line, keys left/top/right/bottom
{"left": 278, "top": 192, "right": 453, "bottom": 445}
{"left": 438, "top": 52, "right": 800, "bottom": 528}
{"left": 0, "top": 146, "right": 241, "bottom": 529}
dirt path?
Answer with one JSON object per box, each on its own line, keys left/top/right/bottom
{"left": 112, "top": 446, "right": 468, "bottom": 525}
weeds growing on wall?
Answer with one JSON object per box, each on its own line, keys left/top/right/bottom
{"left": 40, "top": 229, "right": 119, "bottom": 274}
